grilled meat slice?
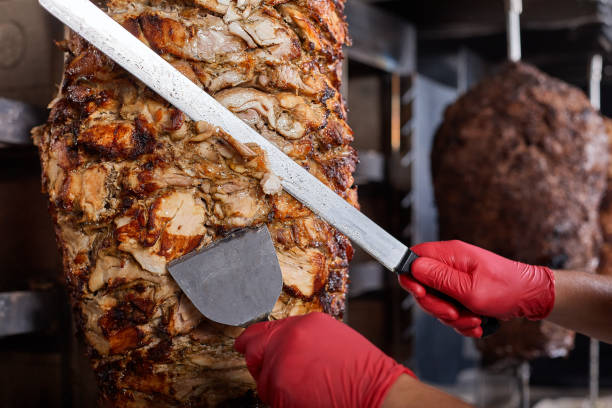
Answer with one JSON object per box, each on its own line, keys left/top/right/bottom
{"left": 33, "top": 0, "right": 355, "bottom": 406}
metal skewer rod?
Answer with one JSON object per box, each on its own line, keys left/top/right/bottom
{"left": 518, "top": 361, "right": 530, "bottom": 408}
{"left": 505, "top": 0, "right": 522, "bottom": 62}
{"left": 504, "top": 3, "right": 531, "bottom": 405}
{"left": 505, "top": 3, "right": 529, "bottom": 405}
{"left": 590, "top": 336, "right": 600, "bottom": 407}
{"left": 588, "top": 54, "right": 603, "bottom": 408}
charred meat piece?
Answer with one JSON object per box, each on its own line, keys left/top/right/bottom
{"left": 33, "top": 0, "right": 356, "bottom": 406}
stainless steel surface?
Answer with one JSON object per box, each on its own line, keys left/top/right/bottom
{"left": 345, "top": 0, "right": 416, "bottom": 74}
{"left": 505, "top": 0, "right": 523, "bottom": 62}
{"left": 413, "top": 76, "right": 457, "bottom": 245}
{"left": 168, "top": 226, "right": 282, "bottom": 327}
{"left": 0, "top": 98, "right": 45, "bottom": 145}
{"left": 39, "top": 0, "right": 409, "bottom": 272}
{"left": 0, "top": 291, "right": 58, "bottom": 337}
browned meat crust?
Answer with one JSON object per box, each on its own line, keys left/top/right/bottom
{"left": 432, "top": 62, "right": 608, "bottom": 361}
{"left": 33, "top": 0, "right": 356, "bottom": 405}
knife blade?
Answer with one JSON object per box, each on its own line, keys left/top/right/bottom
{"left": 39, "top": 0, "right": 406, "bottom": 270}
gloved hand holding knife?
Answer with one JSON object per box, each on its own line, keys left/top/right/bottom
{"left": 400, "top": 240, "right": 555, "bottom": 338}
{"left": 399, "top": 240, "right": 612, "bottom": 344}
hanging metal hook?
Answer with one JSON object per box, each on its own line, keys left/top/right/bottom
{"left": 589, "top": 54, "right": 603, "bottom": 110}
{"left": 505, "top": 0, "right": 522, "bottom": 62}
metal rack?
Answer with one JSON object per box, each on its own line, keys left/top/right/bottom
{"left": 344, "top": 0, "right": 417, "bottom": 362}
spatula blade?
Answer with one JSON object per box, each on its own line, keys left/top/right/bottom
{"left": 168, "top": 226, "right": 282, "bottom": 327}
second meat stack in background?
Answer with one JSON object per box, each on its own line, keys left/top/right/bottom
{"left": 32, "top": 0, "right": 357, "bottom": 406}
{"left": 432, "top": 62, "right": 609, "bottom": 361}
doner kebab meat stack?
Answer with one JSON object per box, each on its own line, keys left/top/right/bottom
{"left": 432, "top": 62, "right": 608, "bottom": 361}
{"left": 32, "top": 0, "right": 357, "bottom": 405}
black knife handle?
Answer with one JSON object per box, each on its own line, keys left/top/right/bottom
{"left": 396, "top": 250, "right": 499, "bottom": 338}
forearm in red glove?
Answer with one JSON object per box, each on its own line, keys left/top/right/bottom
{"left": 398, "top": 240, "right": 555, "bottom": 338}
{"left": 234, "top": 312, "right": 414, "bottom": 408}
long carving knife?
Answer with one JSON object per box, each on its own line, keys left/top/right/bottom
{"left": 40, "top": 0, "right": 499, "bottom": 335}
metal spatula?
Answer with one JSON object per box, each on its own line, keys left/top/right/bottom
{"left": 40, "top": 0, "right": 499, "bottom": 334}
{"left": 168, "top": 226, "right": 282, "bottom": 327}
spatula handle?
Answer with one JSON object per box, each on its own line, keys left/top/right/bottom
{"left": 396, "top": 250, "right": 500, "bottom": 338}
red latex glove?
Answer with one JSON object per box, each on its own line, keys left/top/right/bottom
{"left": 234, "top": 312, "right": 414, "bottom": 408}
{"left": 399, "top": 240, "right": 555, "bottom": 338}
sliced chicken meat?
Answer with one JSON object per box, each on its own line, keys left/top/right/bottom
{"left": 33, "top": 0, "right": 355, "bottom": 406}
